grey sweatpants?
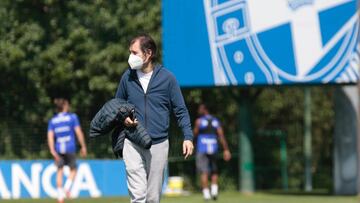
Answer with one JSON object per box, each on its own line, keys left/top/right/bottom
{"left": 123, "top": 138, "right": 169, "bottom": 203}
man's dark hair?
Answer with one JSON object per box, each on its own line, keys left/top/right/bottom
{"left": 54, "top": 98, "right": 69, "bottom": 112}
{"left": 199, "top": 103, "right": 208, "bottom": 110}
{"left": 130, "top": 34, "right": 157, "bottom": 61}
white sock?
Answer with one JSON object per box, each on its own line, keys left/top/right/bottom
{"left": 211, "top": 184, "right": 218, "bottom": 196}
{"left": 64, "top": 179, "right": 73, "bottom": 192}
{"left": 57, "top": 187, "right": 65, "bottom": 201}
{"left": 202, "top": 188, "right": 211, "bottom": 200}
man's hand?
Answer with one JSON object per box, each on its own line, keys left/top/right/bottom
{"left": 51, "top": 150, "right": 60, "bottom": 163}
{"left": 223, "top": 149, "right": 231, "bottom": 161}
{"left": 183, "top": 140, "right": 194, "bottom": 159}
{"left": 80, "top": 147, "right": 87, "bottom": 158}
{"left": 124, "top": 117, "right": 138, "bottom": 127}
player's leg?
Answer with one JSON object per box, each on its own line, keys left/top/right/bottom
{"left": 201, "top": 172, "right": 211, "bottom": 200}
{"left": 196, "top": 153, "right": 211, "bottom": 200}
{"left": 210, "top": 173, "right": 219, "bottom": 200}
{"left": 64, "top": 153, "right": 77, "bottom": 198}
{"left": 56, "top": 155, "right": 65, "bottom": 203}
{"left": 209, "top": 154, "right": 219, "bottom": 200}
{"left": 123, "top": 139, "right": 148, "bottom": 203}
{"left": 146, "top": 139, "right": 169, "bottom": 203}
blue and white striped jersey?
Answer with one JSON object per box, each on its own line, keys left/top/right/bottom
{"left": 48, "top": 112, "right": 80, "bottom": 154}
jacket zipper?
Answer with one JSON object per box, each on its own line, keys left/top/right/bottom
{"left": 134, "top": 66, "right": 159, "bottom": 130}
{"left": 143, "top": 72, "right": 155, "bottom": 130}
{"left": 133, "top": 75, "right": 147, "bottom": 129}
{"left": 135, "top": 78, "right": 149, "bottom": 129}
{"left": 144, "top": 93, "right": 147, "bottom": 129}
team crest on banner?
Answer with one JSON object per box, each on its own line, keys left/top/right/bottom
{"left": 203, "top": 0, "right": 359, "bottom": 85}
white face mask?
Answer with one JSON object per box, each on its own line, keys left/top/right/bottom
{"left": 128, "top": 54, "right": 144, "bottom": 70}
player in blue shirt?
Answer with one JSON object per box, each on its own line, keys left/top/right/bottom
{"left": 47, "top": 98, "right": 87, "bottom": 203}
{"left": 194, "top": 104, "right": 231, "bottom": 201}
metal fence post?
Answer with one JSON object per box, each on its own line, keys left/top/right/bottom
{"left": 239, "top": 94, "right": 254, "bottom": 194}
{"left": 304, "top": 87, "right": 312, "bottom": 192}
{"left": 280, "top": 133, "right": 288, "bottom": 191}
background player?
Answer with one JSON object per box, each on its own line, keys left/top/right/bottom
{"left": 193, "top": 104, "right": 231, "bottom": 201}
{"left": 47, "top": 98, "right": 87, "bottom": 203}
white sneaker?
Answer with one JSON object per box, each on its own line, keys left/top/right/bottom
{"left": 203, "top": 188, "right": 211, "bottom": 201}
{"left": 211, "top": 184, "right": 218, "bottom": 200}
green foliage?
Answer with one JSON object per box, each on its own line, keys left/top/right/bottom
{"left": 177, "top": 86, "right": 334, "bottom": 191}
{"left": 0, "top": 0, "right": 161, "bottom": 158}
{"left": 0, "top": 0, "right": 335, "bottom": 192}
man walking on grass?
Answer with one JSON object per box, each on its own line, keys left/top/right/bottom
{"left": 115, "top": 34, "right": 194, "bottom": 203}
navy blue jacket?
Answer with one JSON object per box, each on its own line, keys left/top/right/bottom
{"left": 115, "top": 64, "right": 193, "bottom": 144}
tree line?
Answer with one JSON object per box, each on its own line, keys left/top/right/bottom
{"left": 0, "top": 0, "right": 334, "bottom": 191}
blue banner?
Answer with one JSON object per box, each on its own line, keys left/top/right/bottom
{"left": 162, "top": 0, "right": 360, "bottom": 87}
{"left": 0, "top": 160, "right": 128, "bottom": 199}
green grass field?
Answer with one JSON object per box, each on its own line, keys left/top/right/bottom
{"left": 2, "top": 192, "right": 359, "bottom": 203}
